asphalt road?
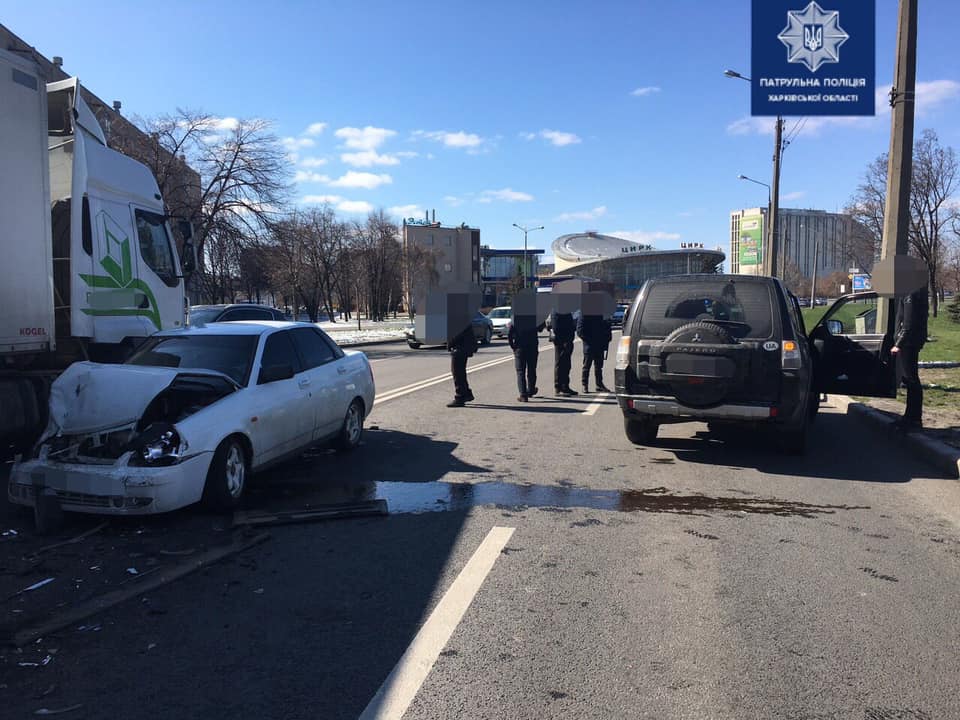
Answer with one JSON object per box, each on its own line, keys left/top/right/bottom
{"left": 2, "top": 337, "right": 960, "bottom": 719}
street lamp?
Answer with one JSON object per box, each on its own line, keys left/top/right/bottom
{"left": 725, "top": 68, "right": 784, "bottom": 278}
{"left": 738, "top": 174, "right": 771, "bottom": 204}
{"left": 512, "top": 223, "right": 544, "bottom": 289}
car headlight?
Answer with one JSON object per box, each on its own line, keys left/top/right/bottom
{"left": 129, "top": 423, "right": 187, "bottom": 467}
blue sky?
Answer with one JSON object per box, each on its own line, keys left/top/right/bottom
{"left": 4, "top": 0, "right": 959, "bottom": 262}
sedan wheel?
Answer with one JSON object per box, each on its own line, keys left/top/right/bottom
{"left": 335, "top": 399, "right": 364, "bottom": 451}
{"left": 202, "top": 437, "right": 247, "bottom": 512}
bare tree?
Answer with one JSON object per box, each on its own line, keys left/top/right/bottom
{"left": 846, "top": 129, "right": 959, "bottom": 316}
{"left": 781, "top": 260, "right": 808, "bottom": 296}
{"left": 909, "top": 130, "right": 959, "bottom": 315}
{"left": 845, "top": 155, "right": 887, "bottom": 263}
{"left": 351, "top": 211, "right": 403, "bottom": 322}
{"left": 120, "top": 111, "right": 291, "bottom": 303}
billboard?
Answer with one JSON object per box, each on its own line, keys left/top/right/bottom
{"left": 739, "top": 215, "right": 764, "bottom": 268}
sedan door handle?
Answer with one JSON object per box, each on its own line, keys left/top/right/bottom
{"left": 298, "top": 379, "right": 311, "bottom": 388}
{"left": 337, "top": 366, "right": 348, "bottom": 374}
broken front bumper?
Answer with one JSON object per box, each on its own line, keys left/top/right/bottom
{"left": 8, "top": 452, "right": 214, "bottom": 515}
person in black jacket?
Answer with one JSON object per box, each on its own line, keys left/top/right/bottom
{"left": 550, "top": 309, "right": 578, "bottom": 396}
{"left": 446, "top": 323, "right": 477, "bottom": 407}
{"left": 577, "top": 312, "right": 613, "bottom": 393}
{"left": 891, "top": 287, "right": 928, "bottom": 431}
{"left": 508, "top": 313, "right": 545, "bottom": 401}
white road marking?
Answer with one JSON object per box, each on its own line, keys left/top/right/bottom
{"left": 358, "top": 526, "right": 516, "bottom": 720}
{"left": 583, "top": 392, "right": 613, "bottom": 416}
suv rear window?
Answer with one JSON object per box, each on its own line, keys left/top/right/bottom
{"left": 638, "top": 279, "right": 774, "bottom": 339}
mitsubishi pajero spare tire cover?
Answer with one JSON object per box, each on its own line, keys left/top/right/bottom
{"left": 660, "top": 321, "right": 738, "bottom": 407}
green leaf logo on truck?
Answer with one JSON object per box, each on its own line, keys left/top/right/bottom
{"left": 79, "top": 212, "right": 162, "bottom": 330}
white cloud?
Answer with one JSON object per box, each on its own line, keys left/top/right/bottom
{"left": 341, "top": 150, "right": 401, "bottom": 167}
{"left": 478, "top": 188, "right": 534, "bottom": 203}
{"left": 609, "top": 230, "right": 681, "bottom": 246}
{"left": 395, "top": 151, "right": 419, "bottom": 159}
{"left": 305, "top": 122, "right": 328, "bottom": 136}
{"left": 208, "top": 117, "right": 240, "bottom": 131}
{"left": 555, "top": 206, "right": 608, "bottom": 222}
{"left": 444, "top": 195, "right": 464, "bottom": 207}
{"left": 781, "top": 191, "right": 806, "bottom": 202}
{"left": 282, "top": 136, "right": 316, "bottom": 150}
{"left": 294, "top": 171, "right": 331, "bottom": 184}
{"left": 334, "top": 126, "right": 397, "bottom": 150}
{"left": 414, "top": 130, "right": 485, "bottom": 149}
{"left": 531, "top": 129, "right": 582, "bottom": 147}
{"left": 388, "top": 204, "right": 422, "bottom": 217}
{"left": 328, "top": 171, "right": 393, "bottom": 189}
{"left": 303, "top": 194, "right": 343, "bottom": 204}
{"left": 299, "top": 157, "right": 328, "bottom": 168}
{"left": 520, "top": 132, "right": 538, "bottom": 141}
{"left": 337, "top": 200, "right": 374, "bottom": 214}
{"left": 631, "top": 86, "right": 661, "bottom": 97}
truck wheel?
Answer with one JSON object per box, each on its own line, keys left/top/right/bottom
{"left": 624, "top": 417, "right": 658, "bottom": 445}
{"left": 203, "top": 437, "right": 248, "bottom": 512}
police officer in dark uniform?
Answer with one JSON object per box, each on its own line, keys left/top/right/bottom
{"left": 446, "top": 322, "right": 477, "bottom": 407}
{"left": 577, "top": 312, "right": 612, "bottom": 393}
{"left": 550, "top": 308, "right": 578, "bottom": 396}
{"left": 508, "top": 313, "right": 544, "bottom": 402}
{"left": 891, "top": 287, "right": 928, "bottom": 431}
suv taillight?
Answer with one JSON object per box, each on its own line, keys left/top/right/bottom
{"left": 615, "top": 336, "right": 631, "bottom": 370}
{"left": 781, "top": 340, "right": 802, "bottom": 369}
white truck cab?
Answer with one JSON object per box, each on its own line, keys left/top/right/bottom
{"left": 1, "top": 47, "right": 195, "bottom": 454}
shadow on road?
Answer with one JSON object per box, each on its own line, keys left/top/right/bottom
{"left": 641, "top": 408, "right": 942, "bottom": 483}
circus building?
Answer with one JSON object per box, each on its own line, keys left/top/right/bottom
{"left": 548, "top": 231, "right": 725, "bottom": 300}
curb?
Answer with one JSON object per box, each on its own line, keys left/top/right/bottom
{"left": 919, "top": 361, "right": 960, "bottom": 369}
{"left": 333, "top": 336, "right": 408, "bottom": 349}
{"left": 846, "top": 401, "right": 960, "bottom": 479}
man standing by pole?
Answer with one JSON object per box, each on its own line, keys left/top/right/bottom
{"left": 891, "top": 287, "right": 927, "bottom": 431}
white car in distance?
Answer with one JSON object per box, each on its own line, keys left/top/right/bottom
{"left": 9, "top": 322, "right": 375, "bottom": 515}
{"left": 486, "top": 306, "right": 512, "bottom": 338}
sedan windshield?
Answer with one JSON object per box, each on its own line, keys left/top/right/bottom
{"left": 126, "top": 335, "right": 258, "bottom": 386}
{"left": 488, "top": 308, "right": 511, "bottom": 318}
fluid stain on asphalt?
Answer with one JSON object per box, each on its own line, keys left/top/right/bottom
{"left": 249, "top": 479, "right": 867, "bottom": 518}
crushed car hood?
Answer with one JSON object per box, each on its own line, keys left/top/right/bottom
{"left": 45, "top": 362, "right": 237, "bottom": 438}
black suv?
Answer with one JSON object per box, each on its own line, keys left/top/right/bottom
{"left": 614, "top": 275, "right": 897, "bottom": 454}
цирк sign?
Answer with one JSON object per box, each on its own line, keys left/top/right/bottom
{"left": 751, "top": 0, "right": 875, "bottom": 117}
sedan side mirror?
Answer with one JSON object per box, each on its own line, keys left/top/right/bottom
{"left": 826, "top": 319, "right": 843, "bottom": 336}
{"left": 259, "top": 364, "right": 294, "bottom": 384}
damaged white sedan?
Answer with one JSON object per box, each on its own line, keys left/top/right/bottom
{"left": 8, "top": 322, "right": 375, "bottom": 515}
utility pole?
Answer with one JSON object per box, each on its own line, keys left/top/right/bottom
{"left": 512, "top": 223, "right": 544, "bottom": 289}
{"left": 809, "top": 225, "right": 820, "bottom": 308}
{"left": 768, "top": 117, "right": 784, "bottom": 278}
{"left": 877, "top": 0, "right": 918, "bottom": 330}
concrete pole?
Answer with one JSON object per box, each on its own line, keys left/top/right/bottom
{"left": 767, "top": 117, "right": 784, "bottom": 278}
{"left": 877, "top": 0, "right": 918, "bottom": 330}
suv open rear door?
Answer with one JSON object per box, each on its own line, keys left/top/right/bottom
{"left": 808, "top": 292, "right": 897, "bottom": 398}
